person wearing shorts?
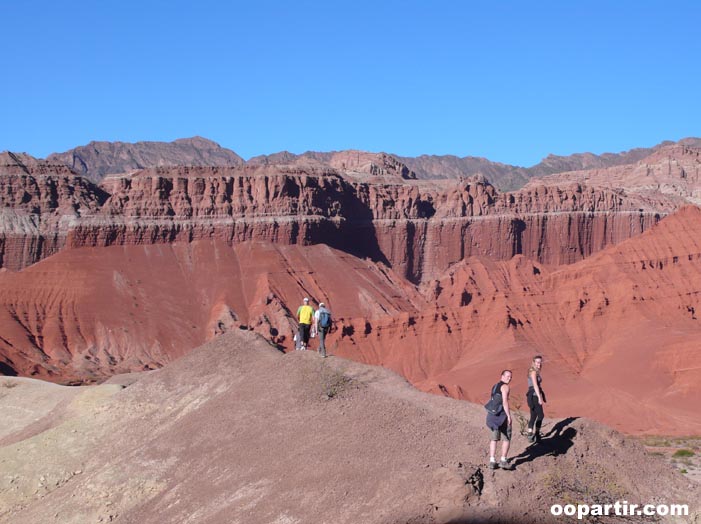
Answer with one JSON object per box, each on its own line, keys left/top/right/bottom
{"left": 485, "top": 369, "right": 513, "bottom": 470}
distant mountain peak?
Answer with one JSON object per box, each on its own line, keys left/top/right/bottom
{"left": 39, "top": 136, "right": 701, "bottom": 190}
{"left": 172, "top": 136, "right": 222, "bottom": 148}
{"left": 47, "top": 137, "right": 244, "bottom": 182}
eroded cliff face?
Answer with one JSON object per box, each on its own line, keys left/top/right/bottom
{"left": 0, "top": 241, "right": 423, "bottom": 382}
{"left": 0, "top": 154, "right": 109, "bottom": 270}
{"left": 3, "top": 209, "right": 701, "bottom": 435}
{"left": 329, "top": 206, "right": 701, "bottom": 435}
{"left": 528, "top": 144, "right": 701, "bottom": 205}
{"left": 3, "top": 150, "right": 700, "bottom": 436}
{"left": 0, "top": 160, "right": 667, "bottom": 282}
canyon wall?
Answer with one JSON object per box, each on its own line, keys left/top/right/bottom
{"left": 0, "top": 161, "right": 666, "bottom": 282}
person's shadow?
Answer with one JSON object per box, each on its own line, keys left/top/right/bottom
{"left": 511, "top": 417, "right": 578, "bottom": 468}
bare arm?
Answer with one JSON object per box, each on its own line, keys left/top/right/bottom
{"left": 530, "top": 370, "right": 543, "bottom": 404}
{"left": 501, "top": 384, "right": 511, "bottom": 425}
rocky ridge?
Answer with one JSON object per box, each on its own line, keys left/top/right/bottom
{"left": 44, "top": 136, "right": 701, "bottom": 191}
{"left": 0, "top": 330, "right": 698, "bottom": 523}
{"left": 0, "top": 155, "right": 668, "bottom": 280}
{"left": 527, "top": 144, "right": 701, "bottom": 205}
{"left": 399, "top": 137, "right": 701, "bottom": 190}
{"left": 46, "top": 136, "right": 244, "bottom": 183}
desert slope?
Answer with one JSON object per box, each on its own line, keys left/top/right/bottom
{"left": 0, "top": 330, "right": 698, "bottom": 524}
{"left": 2, "top": 208, "right": 701, "bottom": 435}
{"left": 0, "top": 241, "right": 422, "bottom": 382}
{"left": 332, "top": 206, "right": 701, "bottom": 435}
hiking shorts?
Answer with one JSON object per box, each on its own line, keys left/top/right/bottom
{"left": 490, "top": 421, "right": 512, "bottom": 442}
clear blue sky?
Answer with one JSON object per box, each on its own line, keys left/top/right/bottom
{"left": 2, "top": 0, "right": 700, "bottom": 166}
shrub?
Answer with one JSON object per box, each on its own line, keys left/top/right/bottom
{"left": 673, "top": 449, "right": 695, "bottom": 458}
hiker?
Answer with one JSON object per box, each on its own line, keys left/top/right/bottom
{"left": 486, "top": 370, "right": 513, "bottom": 470}
{"left": 313, "top": 302, "right": 332, "bottom": 357}
{"left": 526, "top": 355, "right": 546, "bottom": 443}
{"left": 296, "top": 297, "right": 314, "bottom": 350}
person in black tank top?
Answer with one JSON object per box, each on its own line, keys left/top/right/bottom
{"left": 486, "top": 369, "right": 513, "bottom": 470}
{"left": 526, "top": 355, "right": 545, "bottom": 443}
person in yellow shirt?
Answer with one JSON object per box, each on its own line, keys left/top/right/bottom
{"left": 296, "top": 297, "right": 314, "bottom": 350}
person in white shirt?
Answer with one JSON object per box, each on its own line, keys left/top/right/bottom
{"left": 313, "top": 302, "right": 332, "bottom": 358}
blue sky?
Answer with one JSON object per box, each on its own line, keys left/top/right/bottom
{"left": 2, "top": 0, "right": 700, "bottom": 166}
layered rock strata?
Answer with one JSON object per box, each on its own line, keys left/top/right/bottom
{"left": 1, "top": 159, "right": 667, "bottom": 281}
{"left": 528, "top": 144, "right": 701, "bottom": 205}
{"left": 2, "top": 206, "right": 701, "bottom": 435}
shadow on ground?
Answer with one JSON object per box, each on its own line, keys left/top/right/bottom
{"left": 511, "top": 417, "right": 579, "bottom": 468}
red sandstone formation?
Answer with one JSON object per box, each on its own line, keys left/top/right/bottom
{"left": 0, "top": 241, "right": 422, "bottom": 382}
{"left": 2, "top": 146, "right": 701, "bottom": 435}
{"left": 2, "top": 207, "right": 701, "bottom": 434}
{"left": 0, "top": 155, "right": 668, "bottom": 280}
{"left": 0, "top": 153, "right": 108, "bottom": 269}
{"left": 527, "top": 144, "right": 701, "bottom": 207}
{"left": 331, "top": 206, "right": 701, "bottom": 435}
{"left": 250, "top": 149, "right": 419, "bottom": 179}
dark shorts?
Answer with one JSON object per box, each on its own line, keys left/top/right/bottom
{"left": 490, "top": 420, "right": 512, "bottom": 442}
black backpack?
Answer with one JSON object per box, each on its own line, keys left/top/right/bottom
{"left": 484, "top": 382, "right": 504, "bottom": 415}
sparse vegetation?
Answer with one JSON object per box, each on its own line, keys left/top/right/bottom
{"left": 639, "top": 436, "right": 701, "bottom": 482}
{"left": 542, "top": 469, "right": 629, "bottom": 515}
{"left": 673, "top": 449, "right": 695, "bottom": 458}
{"left": 320, "top": 366, "right": 353, "bottom": 400}
{"left": 511, "top": 399, "right": 548, "bottom": 437}
{"left": 511, "top": 399, "right": 530, "bottom": 436}
{"left": 641, "top": 436, "right": 671, "bottom": 447}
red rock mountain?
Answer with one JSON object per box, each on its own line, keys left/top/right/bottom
{"left": 334, "top": 206, "right": 701, "bottom": 435}
{"left": 398, "top": 137, "right": 701, "bottom": 190}
{"left": 1, "top": 143, "right": 701, "bottom": 435}
{"left": 527, "top": 144, "right": 701, "bottom": 207}
{"left": 249, "top": 149, "right": 419, "bottom": 179}
{"left": 0, "top": 156, "right": 668, "bottom": 277}
{"left": 47, "top": 136, "right": 701, "bottom": 190}
{"left": 46, "top": 137, "right": 244, "bottom": 183}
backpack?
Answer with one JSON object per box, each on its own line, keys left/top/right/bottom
{"left": 319, "top": 310, "right": 331, "bottom": 328}
{"left": 484, "top": 382, "right": 504, "bottom": 416}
